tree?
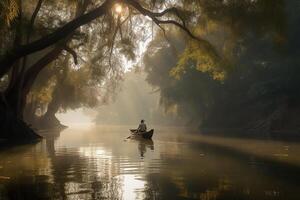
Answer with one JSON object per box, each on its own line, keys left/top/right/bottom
{"left": 0, "top": 0, "right": 216, "bottom": 141}
{"left": 143, "top": 0, "right": 300, "bottom": 132}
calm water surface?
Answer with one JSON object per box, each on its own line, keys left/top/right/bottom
{"left": 1, "top": 125, "right": 300, "bottom": 200}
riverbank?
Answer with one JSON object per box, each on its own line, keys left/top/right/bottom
{"left": 0, "top": 125, "right": 68, "bottom": 147}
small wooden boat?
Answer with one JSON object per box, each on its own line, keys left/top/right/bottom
{"left": 129, "top": 129, "right": 154, "bottom": 139}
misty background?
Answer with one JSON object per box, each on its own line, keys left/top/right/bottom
{"left": 63, "top": 70, "right": 185, "bottom": 127}
{"left": 59, "top": 0, "right": 300, "bottom": 132}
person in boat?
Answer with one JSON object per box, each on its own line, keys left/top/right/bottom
{"left": 137, "top": 119, "right": 147, "bottom": 133}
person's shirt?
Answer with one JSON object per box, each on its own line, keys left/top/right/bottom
{"left": 137, "top": 123, "right": 147, "bottom": 132}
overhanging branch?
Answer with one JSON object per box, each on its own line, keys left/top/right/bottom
{"left": 0, "top": 0, "right": 219, "bottom": 80}
{"left": 125, "top": 0, "right": 219, "bottom": 58}
{"left": 125, "top": 0, "right": 196, "bottom": 40}
{"left": 0, "top": 0, "right": 112, "bottom": 77}
{"left": 108, "top": 14, "right": 130, "bottom": 69}
{"left": 64, "top": 46, "right": 78, "bottom": 65}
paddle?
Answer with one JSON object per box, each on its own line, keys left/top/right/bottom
{"left": 125, "top": 129, "right": 136, "bottom": 139}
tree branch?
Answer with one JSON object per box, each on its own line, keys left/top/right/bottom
{"left": 22, "top": 46, "right": 64, "bottom": 97}
{"left": 64, "top": 46, "right": 78, "bottom": 65}
{"left": 28, "top": 0, "right": 44, "bottom": 40}
{"left": 0, "top": 0, "right": 219, "bottom": 80}
{"left": 22, "top": 0, "right": 92, "bottom": 101}
{"left": 125, "top": 0, "right": 194, "bottom": 39}
{"left": 0, "top": 0, "right": 112, "bottom": 77}
{"left": 125, "top": 0, "right": 219, "bottom": 58}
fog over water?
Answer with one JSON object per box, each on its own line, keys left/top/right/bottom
{"left": 1, "top": 126, "right": 300, "bottom": 200}
{"left": 92, "top": 71, "right": 187, "bottom": 127}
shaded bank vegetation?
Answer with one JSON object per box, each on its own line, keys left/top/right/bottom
{"left": 0, "top": 0, "right": 299, "bottom": 142}
{"left": 143, "top": 0, "right": 300, "bottom": 132}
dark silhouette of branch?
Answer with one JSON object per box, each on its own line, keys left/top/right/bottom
{"left": 125, "top": 0, "right": 219, "bottom": 58}
{"left": 125, "top": 0, "right": 196, "bottom": 40}
{"left": 22, "top": 0, "right": 91, "bottom": 102}
{"left": 22, "top": 0, "right": 91, "bottom": 96}
{"left": 28, "top": 0, "right": 44, "bottom": 40}
{"left": 0, "top": 0, "right": 218, "bottom": 79}
{"left": 16, "top": 0, "right": 44, "bottom": 116}
{"left": 0, "top": 0, "right": 112, "bottom": 77}
{"left": 108, "top": 14, "right": 131, "bottom": 69}
{"left": 22, "top": 46, "right": 64, "bottom": 97}
{"left": 109, "top": 16, "right": 121, "bottom": 69}
{"left": 64, "top": 46, "right": 78, "bottom": 65}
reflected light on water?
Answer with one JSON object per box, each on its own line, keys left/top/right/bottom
{"left": 79, "top": 147, "right": 112, "bottom": 159}
{"left": 78, "top": 145, "right": 147, "bottom": 199}
{"left": 116, "top": 174, "right": 146, "bottom": 200}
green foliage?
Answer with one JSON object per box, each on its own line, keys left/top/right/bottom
{"left": 143, "top": 0, "right": 300, "bottom": 128}
{"left": 0, "top": 0, "right": 19, "bottom": 27}
{"left": 169, "top": 0, "right": 287, "bottom": 81}
{"left": 171, "top": 41, "right": 226, "bottom": 81}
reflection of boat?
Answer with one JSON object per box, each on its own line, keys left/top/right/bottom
{"left": 129, "top": 129, "right": 154, "bottom": 139}
{"left": 128, "top": 136, "right": 154, "bottom": 157}
{"left": 138, "top": 139, "right": 154, "bottom": 157}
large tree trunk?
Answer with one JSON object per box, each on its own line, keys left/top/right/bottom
{"left": 39, "top": 98, "right": 64, "bottom": 129}
{"left": 0, "top": 93, "right": 42, "bottom": 142}
{"left": 0, "top": 0, "right": 92, "bottom": 144}
{"left": 38, "top": 84, "right": 66, "bottom": 130}
{"left": 23, "top": 95, "right": 39, "bottom": 125}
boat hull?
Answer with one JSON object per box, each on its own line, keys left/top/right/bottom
{"left": 130, "top": 129, "right": 154, "bottom": 139}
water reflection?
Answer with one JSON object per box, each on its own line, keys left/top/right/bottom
{"left": 126, "top": 138, "right": 154, "bottom": 158}
{"left": 0, "top": 126, "right": 300, "bottom": 200}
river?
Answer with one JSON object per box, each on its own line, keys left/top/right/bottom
{"left": 0, "top": 125, "right": 300, "bottom": 200}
